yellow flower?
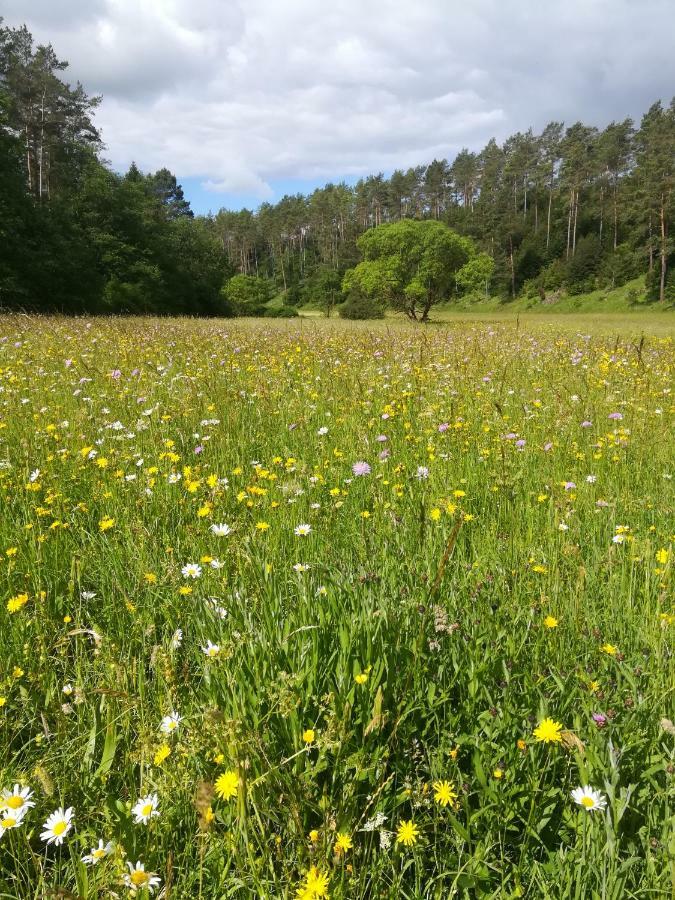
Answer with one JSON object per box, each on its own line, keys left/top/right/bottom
{"left": 600, "top": 643, "right": 617, "bottom": 656}
{"left": 99, "top": 517, "right": 115, "bottom": 532}
{"left": 5, "top": 547, "right": 17, "bottom": 557}
{"left": 655, "top": 548, "right": 669, "bottom": 566}
{"left": 0, "top": 697, "right": 6, "bottom": 708}
{"left": 354, "top": 673, "right": 368, "bottom": 685}
{"left": 255, "top": 521, "right": 270, "bottom": 531}
{"left": 532, "top": 717, "right": 563, "bottom": 743}
{"left": 178, "top": 586, "right": 192, "bottom": 596}
{"left": 543, "top": 615, "right": 558, "bottom": 629}
{"left": 302, "top": 729, "right": 315, "bottom": 744}
{"left": 296, "top": 866, "right": 329, "bottom": 899}
{"left": 493, "top": 768, "right": 504, "bottom": 779}
{"left": 308, "top": 829, "right": 319, "bottom": 843}
{"left": 432, "top": 780, "right": 457, "bottom": 807}
{"left": 429, "top": 508, "right": 441, "bottom": 521}
{"left": 396, "top": 819, "right": 419, "bottom": 847}
{"left": 335, "top": 832, "right": 352, "bottom": 853}
{"left": 214, "top": 770, "right": 238, "bottom": 801}
{"left": 6, "top": 593, "right": 28, "bottom": 614}
{"left": 154, "top": 743, "right": 171, "bottom": 766}
{"left": 144, "top": 573, "right": 158, "bottom": 584}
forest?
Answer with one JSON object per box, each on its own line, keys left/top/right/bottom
{"left": 1, "top": 19, "right": 673, "bottom": 316}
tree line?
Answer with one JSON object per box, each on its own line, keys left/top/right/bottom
{"left": 1, "top": 19, "right": 673, "bottom": 316}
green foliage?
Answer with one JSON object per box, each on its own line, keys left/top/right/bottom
{"left": 566, "top": 234, "right": 602, "bottom": 294}
{"left": 338, "top": 289, "right": 386, "bottom": 319}
{"left": 456, "top": 252, "right": 495, "bottom": 295}
{"left": 222, "top": 274, "right": 271, "bottom": 316}
{"left": 264, "top": 304, "right": 299, "bottom": 317}
{"left": 344, "top": 220, "right": 474, "bottom": 320}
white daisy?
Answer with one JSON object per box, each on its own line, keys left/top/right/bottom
{"left": 210, "top": 523, "right": 231, "bottom": 537}
{"left": 1, "top": 784, "right": 35, "bottom": 814}
{"left": 41, "top": 806, "right": 74, "bottom": 845}
{"left": 571, "top": 785, "right": 607, "bottom": 812}
{"left": 201, "top": 640, "right": 220, "bottom": 658}
{"left": 181, "top": 562, "right": 202, "bottom": 579}
{"left": 81, "top": 839, "right": 114, "bottom": 865}
{"left": 170, "top": 628, "right": 183, "bottom": 649}
{"left": 0, "top": 809, "right": 27, "bottom": 837}
{"left": 294, "top": 524, "right": 312, "bottom": 537}
{"left": 132, "top": 793, "right": 159, "bottom": 825}
{"left": 124, "top": 861, "right": 162, "bottom": 894}
{"left": 160, "top": 712, "right": 182, "bottom": 734}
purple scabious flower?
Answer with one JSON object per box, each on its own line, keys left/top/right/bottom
{"left": 438, "top": 423, "right": 449, "bottom": 433}
{"left": 352, "top": 461, "right": 371, "bottom": 476}
{"left": 608, "top": 412, "right": 623, "bottom": 420}
{"left": 581, "top": 420, "right": 592, "bottom": 428}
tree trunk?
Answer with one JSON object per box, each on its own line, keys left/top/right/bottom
{"left": 599, "top": 185, "right": 604, "bottom": 246}
{"left": 659, "top": 196, "right": 667, "bottom": 303}
{"left": 648, "top": 213, "right": 653, "bottom": 272}
{"left": 613, "top": 178, "right": 619, "bottom": 250}
{"left": 509, "top": 235, "right": 516, "bottom": 298}
{"left": 546, "top": 184, "right": 553, "bottom": 249}
{"left": 566, "top": 189, "right": 573, "bottom": 258}
{"left": 572, "top": 190, "right": 579, "bottom": 256}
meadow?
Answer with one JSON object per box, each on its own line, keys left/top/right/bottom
{"left": 0, "top": 313, "right": 672, "bottom": 899}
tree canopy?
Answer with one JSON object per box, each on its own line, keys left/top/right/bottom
{"left": 343, "top": 221, "right": 475, "bottom": 320}
{"left": 1, "top": 17, "right": 674, "bottom": 315}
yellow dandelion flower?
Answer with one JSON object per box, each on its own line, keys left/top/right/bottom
{"left": 7, "top": 593, "right": 28, "bottom": 614}
{"left": 396, "top": 819, "right": 419, "bottom": 847}
{"left": 532, "top": 717, "right": 563, "bottom": 743}
{"left": 153, "top": 744, "right": 171, "bottom": 766}
{"left": 335, "top": 832, "right": 352, "bottom": 853}
{"left": 432, "top": 780, "right": 458, "bottom": 807}
{"left": 214, "top": 770, "right": 238, "bottom": 801}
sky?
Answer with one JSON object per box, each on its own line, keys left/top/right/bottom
{"left": 4, "top": 0, "right": 674, "bottom": 215}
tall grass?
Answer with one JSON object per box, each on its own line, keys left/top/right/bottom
{"left": 0, "top": 315, "right": 672, "bottom": 898}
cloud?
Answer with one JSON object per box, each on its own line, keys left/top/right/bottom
{"left": 5, "top": 0, "right": 675, "bottom": 201}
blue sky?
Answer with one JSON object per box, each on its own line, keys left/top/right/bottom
{"left": 180, "top": 175, "right": 359, "bottom": 216}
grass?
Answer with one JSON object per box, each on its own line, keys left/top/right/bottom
{"left": 0, "top": 314, "right": 672, "bottom": 898}
{"left": 301, "top": 276, "right": 674, "bottom": 325}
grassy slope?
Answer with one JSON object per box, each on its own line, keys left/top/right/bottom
{"left": 300, "top": 277, "right": 674, "bottom": 326}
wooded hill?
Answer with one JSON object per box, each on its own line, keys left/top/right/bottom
{"left": 1, "top": 19, "right": 673, "bottom": 315}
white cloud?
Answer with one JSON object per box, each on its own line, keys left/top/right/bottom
{"left": 5, "top": 0, "right": 674, "bottom": 199}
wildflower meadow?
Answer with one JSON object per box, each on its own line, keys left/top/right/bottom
{"left": 0, "top": 314, "right": 673, "bottom": 898}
